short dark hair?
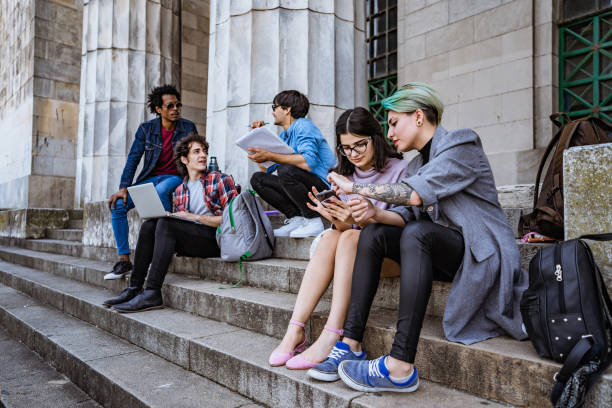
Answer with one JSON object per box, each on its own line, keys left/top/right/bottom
{"left": 147, "top": 84, "right": 181, "bottom": 115}
{"left": 333, "top": 107, "right": 403, "bottom": 176}
{"left": 173, "top": 132, "right": 209, "bottom": 177}
{"left": 273, "top": 90, "right": 309, "bottom": 119}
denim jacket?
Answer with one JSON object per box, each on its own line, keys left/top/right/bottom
{"left": 119, "top": 117, "right": 198, "bottom": 189}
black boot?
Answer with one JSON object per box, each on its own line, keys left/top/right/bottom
{"left": 112, "top": 289, "right": 163, "bottom": 313}
{"left": 102, "top": 286, "right": 141, "bottom": 307}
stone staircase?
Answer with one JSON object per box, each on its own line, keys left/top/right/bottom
{"left": 0, "top": 186, "right": 610, "bottom": 407}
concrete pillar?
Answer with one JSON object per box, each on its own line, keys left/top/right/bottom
{"left": 75, "top": 0, "right": 181, "bottom": 207}
{"left": 205, "top": 0, "right": 367, "bottom": 188}
{"left": 564, "top": 143, "right": 612, "bottom": 294}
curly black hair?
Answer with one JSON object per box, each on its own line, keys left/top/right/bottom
{"left": 173, "top": 133, "right": 209, "bottom": 177}
{"left": 147, "top": 84, "right": 181, "bottom": 115}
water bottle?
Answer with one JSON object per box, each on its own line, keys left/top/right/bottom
{"left": 207, "top": 156, "right": 220, "bottom": 172}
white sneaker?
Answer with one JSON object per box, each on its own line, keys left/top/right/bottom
{"left": 290, "top": 217, "right": 324, "bottom": 238}
{"left": 274, "top": 216, "right": 306, "bottom": 237}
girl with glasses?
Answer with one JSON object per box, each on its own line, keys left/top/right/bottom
{"left": 268, "top": 107, "right": 410, "bottom": 375}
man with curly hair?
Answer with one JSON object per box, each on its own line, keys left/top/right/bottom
{"left": 103, "top": 133, "right": 238, "bottom": 312}
{"left": 105, "top": 84, "right": 198, "bottom": 280}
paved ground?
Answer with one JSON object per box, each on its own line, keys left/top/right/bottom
{"left": 0, "top": 327, "right": 100, "bottom": 408}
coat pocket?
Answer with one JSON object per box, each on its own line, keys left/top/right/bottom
{"left": 470, "top": 240, "right": 495, "bottom": 263}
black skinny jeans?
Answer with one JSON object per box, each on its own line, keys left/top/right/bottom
{"left": 250, "top": 164, "right": 328, "bottom": 219}
{"left": 343, "top": 220, "right": 464, "bottom": 363}
{"left": 130, "top": 218, "right": 219, "bottom": 290}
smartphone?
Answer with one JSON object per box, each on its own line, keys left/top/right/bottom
{"left": 315, "top": 189, "right": 338, "bottom": 203}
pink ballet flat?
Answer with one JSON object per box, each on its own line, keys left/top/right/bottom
{"left": 286, "top": 354, "right": 318, "bottom": 370}
{"left": 285, "top": 325, "right": 344, "bottom": 370}
{"left": 268, "top": 320, "right": 306, "bottom": 367}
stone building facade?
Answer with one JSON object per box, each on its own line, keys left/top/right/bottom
{"left": 0, "top": 0, "right": 608, "bottom": 209}
{"left": 0, "top": 0, "right": 82, "bottom": 209}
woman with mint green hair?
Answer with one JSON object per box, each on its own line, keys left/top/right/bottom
{"left": 310, "top": 82, "right": 527, "bottom": 393}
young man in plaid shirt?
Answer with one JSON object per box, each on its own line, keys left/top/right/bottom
{"left": 103, "top": 133, "right": 238, "bottom": 312}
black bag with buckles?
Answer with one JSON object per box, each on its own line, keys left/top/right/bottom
{"left": 520, "top": 233, "right": 612, "bottom": 407}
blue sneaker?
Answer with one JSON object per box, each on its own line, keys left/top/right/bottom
{"left": 307, "top": 341, "right": 366, "bottom": 381}
{"left": 338, "top": 355, "right": 419, "bottom": 393}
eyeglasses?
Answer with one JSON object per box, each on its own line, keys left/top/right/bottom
{"left": 271, "top": 104, "right": 279, "bottom": 111}
{"left": 163, "top": 102, "right": 182, "bottom": 110}
{"left": 337, "top": 137, "right": 371, "bottom": 157}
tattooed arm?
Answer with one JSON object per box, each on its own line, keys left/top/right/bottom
{"left": 351, "top": 182, "right": 423, "bottom": 206}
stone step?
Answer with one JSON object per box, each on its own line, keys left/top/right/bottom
{"left": 0, "top": 284, "right": 258, "bottom": 408}
{"left": 67, "top": 219, "right": 83, "bottom": 229}
{"left": 0, "top": 262, "right": 511, "bottom": 408}
{"left": 0, "top": 239, "right": 548, "bottom": 319}
{"left": 0, "top": 326, "right": 102, "bottom": 408}
{"left": 68, "top": 209, "right": 83, "bottom": 220}
{"left": 46, "top": 228, "right": 83, "bottom": 242}
{"left": 0, "top": 244, "right": 457, "bottom": 318}
{"left": 2, "top": 256, "right": 610, "bottom": 407}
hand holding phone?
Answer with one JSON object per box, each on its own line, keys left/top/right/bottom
{"left": 314, "top": 189, "right": 338, "bottom": 204}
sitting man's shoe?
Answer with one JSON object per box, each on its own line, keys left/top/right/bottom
{"left": 289, "top": 217, "right": 324, "bottom": 238}
{"left": 102, "top": 286, "right": 141, "bottom": 308}
{"left": 104, "top": 260, "right": 133, "bottom": 280}
{"left": 273, "top": 216, "right": 306, "bottom": 237}
{"left": 112, "top": 289, "right": 163, "bottom": 313}
{"left": 338, "top": 355, "right": 419, "bottom": 393}
{"left": 307, "top": 341, "right": 366, "bottom": 381}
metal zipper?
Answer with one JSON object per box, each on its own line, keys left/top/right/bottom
{"left": 553, "top": 244, "right": 565, "bottom": 313}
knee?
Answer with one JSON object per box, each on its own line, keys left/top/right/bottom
{"left": 139, "top": 219, "right": 157, "bottom": 236}
{"left": 337, "top": 229, "right": 360, "bottom": 247}
{"left": 400, "top": 221, "right": 433, "bottom": 250}
{"left": 110, "top": 199, "right": 128, "bottom": 217}
{"left": 276, "top": 164, "right": 299, "bottom": 180}
{"left": 250, "top": 172, "right": 265, "bottom": 190}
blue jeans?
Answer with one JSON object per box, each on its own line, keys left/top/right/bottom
{"left": 110, "top": 174, "right": 183, "bottom": 256}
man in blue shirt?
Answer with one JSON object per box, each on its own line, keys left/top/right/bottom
{"left": 249, "top": 90, "right": 336, "bottom": 237}
{"left": 105, "top": 85, "right": 197, "bottom": 280}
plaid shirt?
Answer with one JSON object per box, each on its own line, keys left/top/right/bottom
{"left": 173, "top": 171, "right": 238, "bottom": 216}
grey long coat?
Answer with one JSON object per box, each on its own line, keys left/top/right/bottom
{"left": 392, "top": 126, "right": 528, "bottom": 344}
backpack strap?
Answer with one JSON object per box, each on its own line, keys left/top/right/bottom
{"left": 550, "top": 336, "right": 596, "bottom": 407}
{"left": 579, "top": 233, "right": 612, "bottom": 241}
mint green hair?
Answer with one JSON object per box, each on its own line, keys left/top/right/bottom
{"left": 381, "top": 82, "right": 444, "bottom": 125}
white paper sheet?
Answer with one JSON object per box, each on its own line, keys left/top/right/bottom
{"left": 235, "top": 127, "right": 294, "bottom": 168}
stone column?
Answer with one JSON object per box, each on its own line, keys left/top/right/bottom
{"left": 75, "top": 0, "right": 181, "bottom": 207}
{"left": 205, "top": 0, "right": 367, "bottom": 188}
{"left": 564, "top": 143, "right": 612, "bottom": 294}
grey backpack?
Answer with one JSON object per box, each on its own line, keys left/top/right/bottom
{"left": 216, "top": 190, "right": 275, "bottom": 287}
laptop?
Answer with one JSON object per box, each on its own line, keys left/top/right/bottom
{"left": 127, "top": 183, "right": 201, "bottom": 224}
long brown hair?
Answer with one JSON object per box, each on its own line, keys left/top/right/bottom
{"left": 333, "top": 107, "right": 402, "bottom": 176}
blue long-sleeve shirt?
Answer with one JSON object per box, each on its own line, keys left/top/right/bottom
{"left": 267, "top": 118, "right": 336, "bottom": 186}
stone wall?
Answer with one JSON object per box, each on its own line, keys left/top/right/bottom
{"left": 31, "top": 0, "right": 82, "bottom": 208}
{"left": 397, "top": 0, "right": 559, "bottom": 185}
{"left": 0, "top": 0, "right": 82, "bottom": 209}
{"left": 0, "top": 0, "right": 35, "bottom": 208}
{"left": 181, "top": 0, "right": 209, "bottom": 133}
{"left": 564, "top": 143, "right": 612, "bottom": 294}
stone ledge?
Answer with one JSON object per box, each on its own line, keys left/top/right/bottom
{"left": 564, "top": 143, "right": 612, "bottom": 293}
{"left": 0, "top": 208, "right": 69, "bottom": 239}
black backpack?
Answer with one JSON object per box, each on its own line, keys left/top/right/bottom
{"left": 520, "top": 233, "right": 612, "bottom": 407}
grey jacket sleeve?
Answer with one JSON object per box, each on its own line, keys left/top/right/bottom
{"left": 388, "top": 206, "right": 416, "bottom": 224}
{"left": 402, "top": 129, "right": 482, "bottom": 206}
